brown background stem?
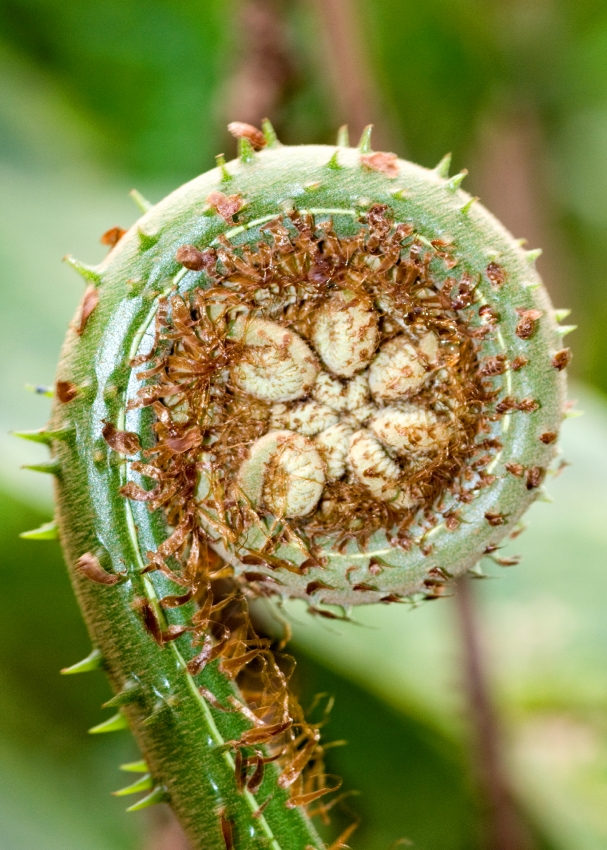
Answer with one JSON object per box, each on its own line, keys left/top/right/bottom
{"left": 455, "top": 577, "right": 533, "bottom": 850}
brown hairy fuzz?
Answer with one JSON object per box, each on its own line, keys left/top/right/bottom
{"left": 120, "top": 206, "right": 504, "bottom": 809}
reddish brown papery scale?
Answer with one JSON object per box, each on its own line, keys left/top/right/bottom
{"left": 76, "top": 286, "right": 99, "bottom": 335}
{"left": 100, "top": 226, "right": 127, "bottom": 247}
{"left": 552, "top": 348, "right": 572, "bottom": 371}
{"left": 227, "top": 122, "right": 268, "bottom": 150}
{"left": 56, "top": 380, "right": 78, "bottom": 403}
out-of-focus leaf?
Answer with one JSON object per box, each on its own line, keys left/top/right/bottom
{"left": 359, "top": 0, "right": 496, "bottom": 167}
{"left": 290, "top": 385, "right": 607, "bottom": 850}
{"left": 0, "top": 486, "right": 141, "bottom": 848}
{"left": 0, "top": 0, "right": 228, "bottom": 179}
{"left": 293, "top": 653, "right": 481, "bottom": 850}
{"left": 0, "top": 738, "right": 138, "bottom": 850}
{"left": 0, "top": 45, "right": 154, "bottom": 507}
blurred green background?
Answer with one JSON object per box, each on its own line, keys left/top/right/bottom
{"left": 1, "top": 1, "right": 607, "bottom": 848}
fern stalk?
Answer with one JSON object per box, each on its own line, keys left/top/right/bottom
{"left": 21, "top": 123, "right": 567, "bottom": 849}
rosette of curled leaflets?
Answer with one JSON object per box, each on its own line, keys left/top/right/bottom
{"left": 22, "top": 121, "right": 571, "bottom": 850}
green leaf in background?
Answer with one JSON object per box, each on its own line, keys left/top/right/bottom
{"left": 289, "top": 385, "right": 607, "bottom": 850}
{"left": 0, "top": 0, "right": 227, "bottom": 180}
{"left": 0, "top": 488, "right": 141, "bottom": 850}
{"left": 293, "top": 653, "right": 483, "bottom": 850}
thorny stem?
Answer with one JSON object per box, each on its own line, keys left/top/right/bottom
{"left": 455, "top": 577, "right": 533, "bottom": 850}
{"left": 49, "top": 134, "right": 565, "bottom": 847}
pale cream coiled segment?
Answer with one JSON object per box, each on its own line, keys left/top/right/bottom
{"left": 312, "top": 372, "right": 377, "bottom": 423}
{"left": 270, "top": 400, "right": 339, "bottom": 437}
{"left": 314, "top": 421, "right": 355, "bottom": 481}
{"left": 343, "top": 373, "right": 377, "bottom": 423}
{"left": 312, "top": 372, "right": 350, "bottom": 412}
{"left": 347, "top": 430, "right": 415, "bottom": 509}
{"left": 368, "top": 332, "right": 439, "bottom": 401}
{"left": 237, "top": 430, "right": 325, "bottom": 518}
{"left": 312, "top": 290, "right": 380, "bottom": 378}
{"left": 223, "top": 310, "right": 447, "bottom": 518}
{"left": 229, "top": 316, "right": 319, "bottom": 402}
{"left": 369, "top": 405, "right": 452, "bottom": 454}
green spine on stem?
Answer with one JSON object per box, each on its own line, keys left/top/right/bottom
{"left": 27, "top": 123, "right": 566, "bottom": 850}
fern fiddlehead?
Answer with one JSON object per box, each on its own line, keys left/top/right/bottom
{"left": 22, "top": 122, "right": 569, "bottom": 849}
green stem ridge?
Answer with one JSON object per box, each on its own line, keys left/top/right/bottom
{"left": 37, "top": 137, "right": 565, "bottom": 849}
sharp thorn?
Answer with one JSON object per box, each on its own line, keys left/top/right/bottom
{"left": 143, "top": 698, "right": 169, "bottom": 726}
{"left": 12, "top": 426, "right": 72, "bottom": 444}
{"left": 12, "top": 428, "right": 52, "bottom": 445}
{"left": 103, "top": 679, "right": 142, "bottom": 709}
{"left": 557, "top": 324, "right": 577, "bottom": 336}
{"left": 327, "top": 151, "right": 341, "bottom": 170}
{"left": 434, "top": 152, "right": 452, "bottom": 178}
{"left": 120, "top": 760, "right": 149, "bottom": 773}
{"left": 24, "top": 384, "right": 53, "bottom": 397}
{"left": 89, "top": 711, "right": 129, "bottom": 734}
{"left": 554, "top": 308, "right": 571, "bottom": 322}
{"left": 125, "top": 278, "right": 144, "bottom": 296}
{"left": 63, "top": 255, "right": 102, "bottom": 285}
{"left": 526, "top": 248, "right": 543, "bottom": 263}
{"left": 138, "top": 228, "right": 160, "bottom": 251}
{"left": 336, "top": 125, "right": 350, "bottom": 147}
{"left": 22, "top": 459, "right": 61, "bottom": 475}
{"left": 357, "top": 124, "right": 373, "bottom": 153}
{"left": 130, "top": 189, "right": 152, "bottom": 212}
{"left": 61, "top": 648, "right": 103, "bottom": 675}
{"left": 390, "top": 188, "right": 407, "bottom": 199}
{"left": 261, "top": 118, "right": 279, "bottom": 147}
{"left": 126, "top": 785, "right": 168, "bottom": 812}
{"left": 215, "top": 153, "right": 232, "bottom": 182}
{"left": 47, "top": 427, "right": 75, "bottom": 443}
{"left": 460, "top": 196, "right": 479, "bottom": 214}
{"left": 446, "top": 170, "right": 468, "bottom": 191}
{"left": 238, "top": 137, "right": 255, "bottom": 163}
{"left": 113, "top": 774, "right": 153, "bottom": 797}
{"left": 20, "top": 520, "right": 58, "bottom": 541}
